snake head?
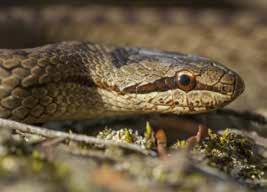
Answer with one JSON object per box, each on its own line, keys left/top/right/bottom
{"left": 107, "top": 47, "right": 245, "bottom": 114}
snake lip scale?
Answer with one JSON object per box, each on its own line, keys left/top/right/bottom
{"left": 0, "top": 41, "right": 244, "bottom": 123}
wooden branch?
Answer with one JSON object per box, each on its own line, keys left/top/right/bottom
{"left": 0, "top": 118, "right": 156, "bottom": 156}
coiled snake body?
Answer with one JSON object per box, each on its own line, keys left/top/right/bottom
{"left": 0, "top": 41, "right": 244, "bottom": 123}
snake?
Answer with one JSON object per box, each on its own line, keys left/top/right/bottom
{"left": 1, "top": 5, "right": 262, "bottom": 124}
{"left": 0, "top": 41, "right": 244, "bottom": 123}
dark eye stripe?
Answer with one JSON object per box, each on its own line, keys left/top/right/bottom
{"left": 165, "top": 77, "right": 176, "bottom": 89}
{"left": 122, "top": 76, "right": 176, "bottom": 94}
{"left": 122, "top": 70, "right": 198, "bottom": 94}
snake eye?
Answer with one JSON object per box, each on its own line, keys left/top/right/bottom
{"left": 176, "top": 71, "right": 196, "bottom": 92}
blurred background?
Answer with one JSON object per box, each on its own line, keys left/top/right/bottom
{"left": 0, "top": 0, "right": 266, "bottom": 113}
{"left": 0, "top": 0, "right": 267, "bottom": 8}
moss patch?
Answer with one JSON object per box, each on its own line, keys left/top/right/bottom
{"left": 193, "top": 129, "right": 265, "bottom": 186}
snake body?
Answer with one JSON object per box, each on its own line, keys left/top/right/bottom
{"left": 0, "top": 41, "right": 244, "bottom": 123}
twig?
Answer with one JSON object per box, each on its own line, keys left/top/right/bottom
{"left": 38, "top": 137, "right": 66, "bottom": 148}
{"left": 0, "top": 118, "right": 156, "bottom": 156}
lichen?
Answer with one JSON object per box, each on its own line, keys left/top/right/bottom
{"left": 193, "top": 129, "right": 265, "bottom": 185}
{"left": 96, "top": 121, "right": 156, "bottom": 150}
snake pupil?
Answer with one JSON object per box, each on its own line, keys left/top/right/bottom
{"left": 178, "top": 74, "right": 191, "bottom": 85}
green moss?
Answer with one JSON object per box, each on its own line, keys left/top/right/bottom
{"left": 96, "top": 122, "right": 156, "bottom": 149}
{"left": 194, "top": 129, "right": 265, "bottom": 182}
{"left": 124, "top": 128, "right": 134, "bottom": 143}
{"left": 144, "top": 121, "right": 155, "bottom": 149}
{"left": 144, "top": 121, "right": 153, "bottom": 140}
{"left": 171, "top": 140, "right": 187, "bottom": 149}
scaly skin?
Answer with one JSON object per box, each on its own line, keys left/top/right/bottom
{"left": 0, "top": 41, "right": 244, "bottom": 123}
{"left": 0, "top": 6, "right": 265, "bottom": 111}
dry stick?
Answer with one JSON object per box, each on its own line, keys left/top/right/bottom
{"left": 0, "top": 118, "right": 156, "bottom": 156}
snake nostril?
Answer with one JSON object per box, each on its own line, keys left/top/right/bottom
{"left": 232, "top": 75, "right": 245, "bottom": 99}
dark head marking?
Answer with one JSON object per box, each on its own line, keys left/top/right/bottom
{"left": 111, "top": 48, "right": 140, "bottom": 68}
